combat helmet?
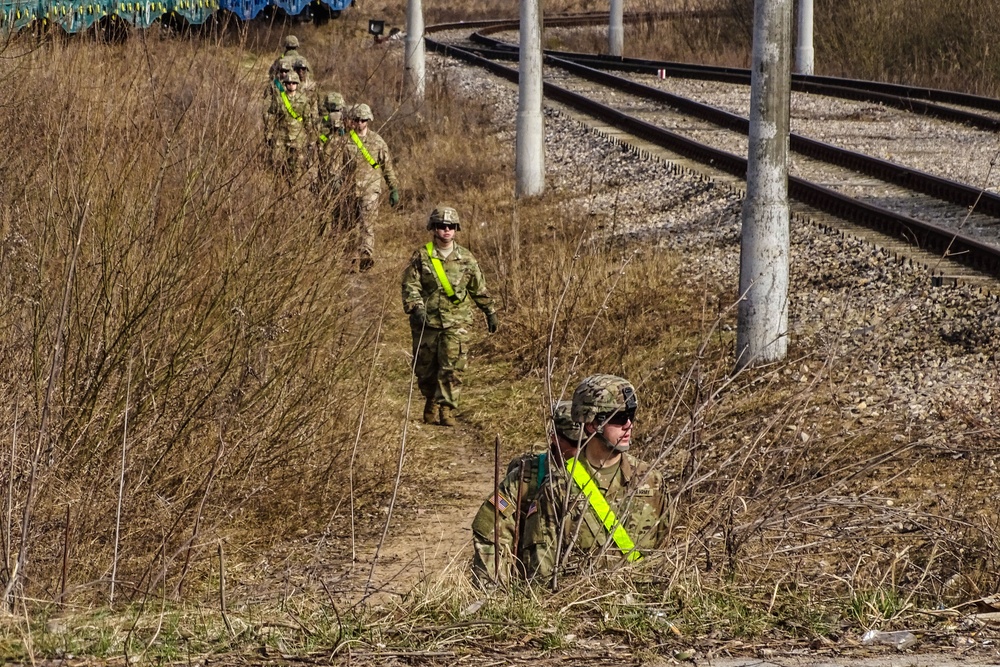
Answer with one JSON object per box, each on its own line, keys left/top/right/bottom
{"left": 324, "top": 91, "right": 345, "bottom": 112}
{"left": 285, "top": 71, "right": 301, "bottom": 85}
{"left": 293, "top": 57, "right": 310, "bottom": 73}
{"left": 551, "top": 400, "right": 583, "bottom": 443}
{"left": 571, "top": 374, "right": 637, "bottom": 425}
{"left": 351, "top": 103, "right": 374, "bottom": 121}
{"left": 275, "top": 56, "right": 295, "bottom": 78}
{"left": 284, "top": 35, "right": 300, "bottom": 50}
{"left": 426, "top": 206, "right": 461, "bottom": 231}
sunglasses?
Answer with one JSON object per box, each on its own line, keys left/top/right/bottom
{"left": 433, "top": 223, "right": 458, "bottom": 230}
{"left": 599, "top": 409, "right": 635, "bottom": 426}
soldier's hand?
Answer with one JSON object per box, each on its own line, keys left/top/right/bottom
{"left": 389, "top": 188, "right": 401, "bottom": 207}
{"left": 410, "top": 305, "right": 427, "bottom": 328}
{"left": 486, "top": 311, "right": 499, "bottom": 334}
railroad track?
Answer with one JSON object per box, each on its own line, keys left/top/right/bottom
{"left": 425, "top": 15, "right": 1000, "bottom": 289}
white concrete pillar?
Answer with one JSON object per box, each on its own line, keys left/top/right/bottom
{"left": 795, "top": 0, "right": 814, "bottom": 75}
{"left": 609, "top": 0, "right": 624, "bottom": 57}
{"left": 405, "top": 0, "right": 426, "bottom": 100}
{"left": 736, "top": 0, "right": 793, "bottom": 370}
{"left": 516, "top": 0, "right": 545, "bottom": 197}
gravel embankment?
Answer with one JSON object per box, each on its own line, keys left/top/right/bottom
{"left": 436, "top": 51, "right": 1000, "bottom": 446}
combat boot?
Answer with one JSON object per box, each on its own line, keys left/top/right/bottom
{"left": 439, "top": 405, "right": 457, "bottom": 427}
{"left": 423, "top": 398, "right": 436, "bottom": 424}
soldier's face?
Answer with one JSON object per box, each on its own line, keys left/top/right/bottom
{"left": 433, "top": 223, "right": 456, "bottom": 243}
{"left": 587, "top": 412, "right": 633, "bottom": 453}
{"left": 287, "top": 82, "right": 298, "bottom": 93}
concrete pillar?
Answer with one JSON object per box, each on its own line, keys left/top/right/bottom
{"left": 795, "top": 0, "right": 814, "bottom": 75}
{"left": 609, "top": 0, "right": 624, "bottom": 57}
{"left": 405, "top": 0, "right": 426, "bottom": 100}
{"left": 736, "top": 0, "right": 793, "bottom": 371}
{"left": 516, "top": 0, "right": 545, "bottom": 197}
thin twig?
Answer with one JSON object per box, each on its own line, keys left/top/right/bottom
{"left": 111, "top": 356, "right": 132, "bottom": 606}
{"left": 219, "top": 541, "right": 235, "bottom": 639}
{"left": 364, "top": 316, "right": 425, "bottom": 599}
{"left": 350, "top": 296, "right": 390, "bottom": 561}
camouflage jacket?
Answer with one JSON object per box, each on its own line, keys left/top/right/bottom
{"left": 265, "top": 88, "right": 318, "bottom": 148}
{"left": 341, "top": 129, "right": 399, "bottom": 197}
{"left": 472, "top": 454, "right": 668, "bottom": 581}
{"left": 401, "top": 243, "right": 495, "bottom": 329}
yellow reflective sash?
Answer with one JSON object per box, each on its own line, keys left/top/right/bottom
{"left": 426, "top": 243, "right": 462, "bottom": 304}
{"left": 349, "top": 130, "right": 381, "bottom": 169}
{"left": 280, "top": 90, "right": 302, "bottom": 122}
{"left": 565, "top": 458, "right": 642, "bottom": 562}
{"left": 319, "top": 115, "right": 329, "bottom": 143}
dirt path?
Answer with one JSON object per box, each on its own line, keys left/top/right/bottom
{"left": 357, "top": 417, "right": 495, "bottom": 597}
{"left": 322, "top": 262, "right": 507, "bottom": 603}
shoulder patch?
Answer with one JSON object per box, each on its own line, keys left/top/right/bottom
{"left": 526, "top": 500, "right": 538, "bottom": 517}
{"left": 489, "top": 492, "right": 514, "bottom": 516}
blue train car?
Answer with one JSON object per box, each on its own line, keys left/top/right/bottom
{"left": 0, "top": 0, "right": 351, "bottom": 31}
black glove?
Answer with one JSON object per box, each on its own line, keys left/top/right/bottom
{"left": 410, "top": 305, "right": 427, "bottom": 328}
{"left": 389, "top": 188, "right": 400, "bottom": 207}
{"left": 486, "top": 311, "right": 499, "bottom": 334}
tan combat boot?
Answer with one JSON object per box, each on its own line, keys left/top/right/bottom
{"left": 423, "top": 398, "right": 436, "bottom": 424}
{"left": 439, "top": 405, "right": 457, "bottom": 427}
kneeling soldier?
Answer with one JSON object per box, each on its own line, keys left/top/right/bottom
{"left": 471, "top": 375, "right": 668, "bottom": 585}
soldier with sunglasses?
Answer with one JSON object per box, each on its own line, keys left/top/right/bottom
{"left": 401, "top": 206, "right": 498, "bottom": 427}
{"left": 472, "top": 375, "right": 668, "bottom": 583}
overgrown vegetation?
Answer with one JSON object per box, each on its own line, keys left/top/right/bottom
{"left": 0, "top": 2, "right": 999, "bottom": 663}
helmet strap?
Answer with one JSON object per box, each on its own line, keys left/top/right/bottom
{"left": 583, "top": 423, "right": 626, "bottom": 465}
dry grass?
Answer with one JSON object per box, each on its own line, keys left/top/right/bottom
{"left": 0, "top": 4, "right": 999, "bottom": 663}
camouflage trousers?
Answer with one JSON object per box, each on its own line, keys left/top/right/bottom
{"left": 411, "top": 324, "right": 468, "bottom": 409}
{"left": 270, "top": 143, "right": 307, "bottom": 181}
{"left": 341, "top": 190, "right": 380, "bottom": 260}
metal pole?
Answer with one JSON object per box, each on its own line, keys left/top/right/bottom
{"left": 794, "top": 0, "right": 814, "bottom": 75}
{"left": 405, "top": 0, "right": 426, "bottom": 101}
{"left": 736, "top": 0, "right": 792, "bottom": 371}
{"left": 516, "top": 0, "right": 545, "bottom": 197}
{"left": 609, "top": 0, "right": 624, "bottom": 57}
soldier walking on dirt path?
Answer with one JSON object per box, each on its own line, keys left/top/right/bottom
{"left": 263, "top": 70, "right": 318, "bottom": 180}
{"left": 339, "top": 103, "right": 400, "bottom": 270}
{"left": 470, "top": 375, "right": 668, "bottom": 586}
{"left": 401, "top": 206, "right": 498, "bottom": 427}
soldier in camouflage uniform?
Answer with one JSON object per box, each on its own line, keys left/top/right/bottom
{"left": 266, "top": 56, "right": 294, "bottom": 96}
{"left": 292, "top": 57, "right": 318, "bottom": 105}
{"left": 472, "top": 375, "right": 667, "bottom": 585}
{"left": 269, "top": 35, "right": 311, "bottom": 81}
{"left": 318, "top": 92, "right": 346, "bottom": 143}
{"left": 401, "top": 206, "right": 498, "bottom": 426}
{"left": 263, "top": 70, "right": 318, "bottom": 179}
{"left": 338, "top": 103, "right": 400, "bottom": 270}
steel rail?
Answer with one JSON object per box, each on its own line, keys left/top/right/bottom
{"left": 466, "top": 18, "right": 1000, "bottom": 129}
{"left": 436, "top": 31, "right": 1000, "bottom": 221}
{"left": 544, "top": 54, "right": 1000, "bottom": 220}
{"left": 425, "top": 32, "right": 1000, "bottom": 280}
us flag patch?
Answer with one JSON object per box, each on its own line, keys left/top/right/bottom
{"left": 489, "top": 492, "right": 513, "bottom": 515}
{"left": 526, "top": 500, "right": 538, "bottom": 517}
